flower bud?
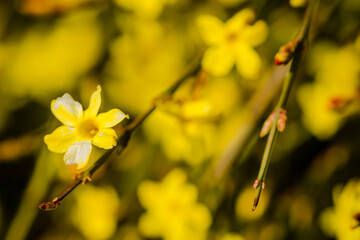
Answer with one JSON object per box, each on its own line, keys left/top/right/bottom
{"left": 260, "top": 108, "right": 287, "bottom": 137}
{"left": 253, "top": 179, "right": 265, "bottom": 189}
{"left": 260, "top": 112, "right": 275, "bottom": 138}
{"left": 274, "top": 39, "right": 300, "bottom": 65}
{"left": 277, "top": 109, "right": 287, "bottom": 132}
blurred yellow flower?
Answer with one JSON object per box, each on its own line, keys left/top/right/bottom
{"left": 319, "top": 179, "right": 360, "bottom": 240}
{"left": 0, "top": 9, "right": 103, "bottom": 101}
{"left": 44, "top": 86, "right": 129, "bottom": 169}
{"left": 196, "top": 8, "right": 268, "bottom": 78}
{"left": 115, "top": 0, "right": 177, "bottom": 19}
{"left": 218, "top": 233, "right": 245, "bottom": 240}
{"left": 143, "top": 99, "right": 218, "bottom": 165}
{"left": 20, "top": 0, "right": 104, "bottom": 15}
{"left": 137, "top": 168, "right": 212, "bottom": 240}
{"left": 142, "top": 75, "right": 238, "bottom": 165}
{"left": 105, "top": 17, "right": 184, "bottom": 114}
{"left": 71, "top": 185, "right": 120, "bottom": 240}
{"left": 297, "top": 43, "right": 360, "bottom": 139}
{"left": 217, "top": 0, "right": 247, "bottom": 8}
{"left": 289, "top": 0, "right": 307, "bottom": 8}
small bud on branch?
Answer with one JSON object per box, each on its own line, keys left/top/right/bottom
{"left": 39, "top": 199, "right": 60, "bottom": 211}
{"left": 260, "top": 108, "right": 287, "bottom": 138}
{"left": 277, "top": 109, "right": 287, "bottom": 132}
{"left": 253, "top": 179, "right": 265, "bottom": 190}
{"left": 274, "top": 39, "right": 300, "bottom": 65}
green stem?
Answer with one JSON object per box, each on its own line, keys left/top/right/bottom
{"left": 252, "top": 0, "right": 319, "bottom": 211}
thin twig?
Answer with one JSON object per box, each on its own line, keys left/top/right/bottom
{"left": 211, "top": 65, "right": 289, "bottom": 180}
{"left": 39, "top": 61, "right": 201, "bottom": 211}
{"left": 252, "top": 0, "right": 319, "bottom": 211}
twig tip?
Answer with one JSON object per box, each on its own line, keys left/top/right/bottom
{"left": 252, "top": 197, "right": 259, "bottom": 212}
{"left": 39, "top": 201, "right": 60, "bottom": 211}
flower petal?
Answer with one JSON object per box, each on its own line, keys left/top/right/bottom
{"left": 96, "top": 109, "right": 129, "bottom": 128}
{"left": 84, "top": 85, "right": 102, "bottom": 118}
{"left": 92, "top": 128, "right": 118, "bottom": 149}
{"left": 137, "top": 180, "right": 161, "bottom": 208}
{"left": 235, "top": 43, "right": 261, "bottom": 79}
{"left": 226, "top": 8, "right": 255, "bottom": 33}
{"left": 242, "top": 20, "right": 268, "bottom": 47}
{"left": 64, "top": 141, "right": 92, "bottom": 169}
{"left": 138, "top": 213, "right": 162, "bottom": 238}
{"left": 202, "top": 46, "right": 235, "bottom": 76}
{"left": 44, "top": 126, "right": 77, "bottom": 153}
{"left": 51, "top": 93, "right": 83, "bottom": 126}
{"left": 196, "top": 15, "right": 225, "bottom": 46}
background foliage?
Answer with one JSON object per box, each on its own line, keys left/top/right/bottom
{"left": 0, "top": 0, "right": 359, "bottom": 239}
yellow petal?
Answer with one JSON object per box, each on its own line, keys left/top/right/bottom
{"left": 51, "top": 93, "right": 83, "bottom": 126}
{"left": 44, "top": 126, "right": 77, "bottom": 153}
{"left": 181, "top": 100, "right": 212, "bottom": 119}
{"left": 138, "top": 213, "right": 162, "bottom": 238}
{"left": 202, "top": 46, "right": 235, "bottom": 76}
{"left": 64, "top": 140, "right": 92, "bottom": 169}
{"left": 196, "top": 15, "right": 225, "bottom": 46}
{"left": 96, "top": 109, "right": 129, "bottom": 128}
{"left": 92, "top": 128, "right": 118, "bottom": 149}
{"left": 319, "top": 207, "right": 336, "bottom": 237}
{"left": 137, "top": 180, "right": 161, "bottom": 208}
{"left": 84, "top": 85, "right": 101, "bottom": 118}
{"left": 226, "top": 8, "right": 255, "bottom": 33}
{"left": 242, "top": 20, "right": 268, "bottom": 47}
{"left": 235, "top": 44, "right": 261, "bottom": 79}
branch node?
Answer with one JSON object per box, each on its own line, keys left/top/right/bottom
{"left": 260, "top": 108, "right": 287, "bottom": 137}
{"left": 274, "top": 38, "right": 300, "bottom": 65}
{"left": 39, "top": 201, "right": 60, "bottom": 211}
{"left": 82, "top": 175, "right": 92, "bottom": 184}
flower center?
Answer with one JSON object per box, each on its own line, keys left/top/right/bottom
{"left": 77, "top": 118, "right": 99, "bottom": 140}
{"left": 168, "top": 200, "right": 182, "bottom": 215}
{"left": 226, "top": 32, "right": 239, "bottom": 44}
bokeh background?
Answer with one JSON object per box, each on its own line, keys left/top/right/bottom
{"left": 0, "top": 0, "right": 360, "bottom": 239}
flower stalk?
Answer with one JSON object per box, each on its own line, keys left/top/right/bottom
{"left": 252, "top": 0, "right": 319, "bottom": 211}
{"left": 39, "top": 62, "right": 201, "bottom": 210}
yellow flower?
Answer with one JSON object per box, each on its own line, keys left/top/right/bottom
{"left": 196, "top": 8, "right": 268, "bottom": 78}
{"left": 105, "top": 17, "right": 184, "bottom": 114}
{"left": 319, "top": 179, "right": 360, "bottom": 239}
{"left": 142, "top": 76, "right": 238, "bottom": 165}
{"left": 115, "top": 0, "right": 177, "bottom": 19}
{"left": 71, "top": 185, "right": 121, "bottom": 240}
{"left": 143, "top": 99, "right": 218, "bottom": 165}
{"left": 44, "top": 86, "right": 129, "bottom": 169}
{"left": 217, "top": 0, "right": 247, "bottom": 8}
{"left": 289, "top": 0, "right": 307, "bottom": 8}
{"left": 137, "top": 168, "right": 212, "bottom": 240}
{"left": 20, "top": 0, "right": 103, "bottom": 15}
{"left": 297, "top": 43, "right": 360, "bottom": 139}
{"left": 218, "top": 233, "right": 245, "bottom": 240}
{"left": 0, "top": 9, "right": 102, "bottom": 101}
